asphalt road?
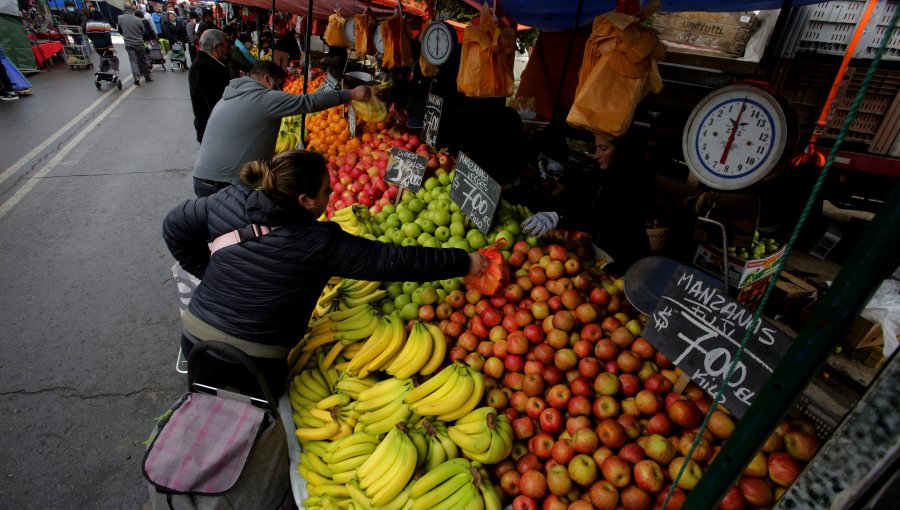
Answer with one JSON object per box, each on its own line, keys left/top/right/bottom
{"left": 0, "top": 42, "right": 198, "bottom": 508}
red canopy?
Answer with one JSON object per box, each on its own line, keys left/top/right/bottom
{"left": 231, "top": 0, "right": 429, "bottom": 21}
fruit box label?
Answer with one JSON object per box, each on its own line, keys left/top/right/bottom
{"left": 644, "top": 266, "right": 793, "bottom": 419}
{"left": 450, "top": 152, "right": 501, "bottom": 235}
{"left": 385, "top": 148, "right": 427, "bottom": 192}
{"left": 693, "top": 242, "right": 786, "bottom": 289}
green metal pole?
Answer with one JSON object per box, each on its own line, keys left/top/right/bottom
{"left": 683, "top": 180, "right": 900, "bottom": 509}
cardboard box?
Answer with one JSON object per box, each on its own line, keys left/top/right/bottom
{"left": 768, "top": 271, "right": 819, "bottom": 320}
{"left": 842, "top": 316, "right": 884, "bottom": 349}
{"left": 693, "top": 240, "right": 787, "bottom": 310}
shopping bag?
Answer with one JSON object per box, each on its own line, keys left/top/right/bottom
{"left": 380, "top": 14, "right": 412, "bottom": 69}
{"left": 354, "top": 10, "right": 376, "bottom": 56}
{"left": 352, "top": 94, "right": 388, "bottom": 123}
{"left": 465, "top": 240, "right": 510, "bottom": 296}
{"left": 172, "top": 262, "right": 201, "bottom": 318}
{"left": 323, "top": 12, "right": 350, "bottom": 48}
{"left": 566, "top": 12, "right": 665, "bottom": 138}
{"left": 456, "top": 2, "right": 516, "bottom": 98}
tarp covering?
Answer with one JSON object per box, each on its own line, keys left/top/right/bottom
{"left": 0, "top": 13, "right": 38, "bottom": 71}
{"left": 0, "top": 0, "right": 18, "bottom": 17}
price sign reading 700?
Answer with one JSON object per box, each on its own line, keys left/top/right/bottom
{"left": 450, "top": 152, "right": 501, "bottom": 235}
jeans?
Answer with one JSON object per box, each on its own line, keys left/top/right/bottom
{"left": 193, "top": 176, "right": 231, "bottom": 198}
{"left": 125, "top": 44, "right": 150, "bottom": 78}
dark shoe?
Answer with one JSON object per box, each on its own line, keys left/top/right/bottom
{"left": 134, "top": 77, "right": 140, "bottom": 85}
{"left": 1, "top": 91, "right": 18, "bottom": 101}
{"left": 144, "top": 74, "right": 154, "bottom": 82}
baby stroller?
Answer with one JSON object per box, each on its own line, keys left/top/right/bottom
{"left": 170, "top": 42, "right": 187, "bottom": 72}
{"left": 147, "top": 40, "right": 167, "bottom": 71}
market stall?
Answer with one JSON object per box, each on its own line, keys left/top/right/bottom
{"left": 0, "top": 0, "right": 40, "bottom": 71}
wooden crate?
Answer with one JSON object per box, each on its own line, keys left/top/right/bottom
{"left": 650, "top": 11, "right": 758, "bottom": 58}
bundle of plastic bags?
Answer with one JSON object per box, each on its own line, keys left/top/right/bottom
{"left": 380, "top": 14, "right": 413, "bottom": 69}
{"left": 456, "top": 2, "right": 516, "bottom": 98}
{"left": 354, "top": 10, "right": 376, "bottom": 56}
{"left": 323, "top": 12, "right": 350, "bottom": 48}
{"left": 566, "top": 10, "right": 666, "bottom": 138}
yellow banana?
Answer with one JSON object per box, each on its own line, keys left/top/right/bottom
{"left": 357, "top": 378, "right": 412, "bottom": 404}
{"left": 412, "top": 370, "right": 473, "bottom": 416}
{"left": 290, "top": 350, "right": 315, "bottom": 377}
{"left": 302, "top": 451, "right": 335, "bottom": 478}
{"left": 331, "top": 307, "right": 376, "bottom": 332}
{"left": 405, "top": 363, "right": 459, "bottom": 405}
{"left": 411, "top": 471, "right": 473, "bottom": 510}
{"left": 448, "top": 425, "right": 493, "bottom": 454}
{"left": 302, "top": 330, "right": 338, "bottom": 352}
{"left": 321, "top": 341, "right": 344, "bottom": 371}
{"left": 346, "top": 317, "right": 391, "bottom": 373}
{"left": 409, "top": 458, "right": 471, "bottom": 499}
{"left": 342, "top": 279, "right": 382, "bottom": 298}
{"left": 331, "top": 469, "right": 358, "bottom": 484}
{"left": 327, "top": 303, "right": 371, "bottom": 323}
{"left": 303, "top": 440, "right": 331, "bottom": 458}
{"left": 295, "top": 421, "right": 340, "bottom": 442}
{"left": 408, "top": 429, "right": 428, "bottom": 469}
{"left": 424, "top": 434, "right": 447, "bottom": 471}
{"left": 372, "top": 483, "right": 411, "bottom": 510}
{"left": 438, "top": 371, "right": 484, "bottom": 422}
{"left": 359, "top": 397, "right": 408, "bottom": 426}
{"left": 341, "top": 289, "right": 388, "bottom": 308}
{"left": 479, "top": 481, "right": 502, "bottom": 510}
{"left": 452, "top": 406, "right": 495, "bottom": 428}
{"left": 316, "top": 393, "right": 351, "bottom": 410}
{"left": 420, "top": 322, "right": 447, "bottom": 376}
{"left": 366, "top": 313, "right": 407, "bottom": 372}
{"left": 357, "top": 426, "right": 402, "bottom": 481}
{"left": 309, "top": 483, "right": 350, "bottom": 498}
{"left": 430, "top": 483, "right": 477, "bottom": 510}
{"left": 464, "top": 427, "right": 510, "bottom": 464}
{"left": 387, "top": 322, "right": 432, "bottom": 379}
{"left": 300, "top": 464, "right": 333, "bottom": 486}
{"left": 346, "top": 482, "right": 371, "bottom": 508}
{"left": 327, "top": 441, "right": 377, "bottom": 465}
{"left": 367, "top": 432, "right": 417, "bottom": 505}
{"left": 328, "top": 452, "right": 371, "bottom": 474}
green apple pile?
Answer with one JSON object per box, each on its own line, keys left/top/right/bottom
{"left": 728, "top": 231, "right": 781, "bottom": 261}
{"left": 381, "top": 278, "right": 465, "bottom": 321}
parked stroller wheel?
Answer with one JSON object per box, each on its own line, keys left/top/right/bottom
{"left": 95, "top": 80, "right": 101, "bottom": 90}
{"left": 117, "top": 79, "right": 123, "bottom": 90}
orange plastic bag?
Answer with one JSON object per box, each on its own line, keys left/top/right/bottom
{"left": 324, "top": 12, "right": 350, "bottom": 48}
{"left": 464, "top": 240, "right": 510, "bottom": 296}
{"left": 566, "top": 12, "right": 666, "bottom": 138}
{"left": 380, "top": 14, "right": 413, "bottom": 69}
{"left": 456, "top": 2, "right": 516, "bottom": 98}
{"left": 354, "top": 11, "right": 376, "bottom": 57}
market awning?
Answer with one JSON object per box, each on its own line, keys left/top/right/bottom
{"left": 227, "top": 0, "right": 428, "bottom": 20}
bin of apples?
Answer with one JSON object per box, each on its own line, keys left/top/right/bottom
{"left": 434, "top": 242, "right": 822, "bottom": 510}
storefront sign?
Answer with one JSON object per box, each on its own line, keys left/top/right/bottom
{"left": 385, "top": 148, "right": 427, "bottom": 192}
{"left": 450, "top": 152, "right": 500, "bottom": 235}
{"left": 422, "top": 93, "right": 443, "bottom": 147}
{"left": 643, "top": 266, "right": 792, "bottom": 418}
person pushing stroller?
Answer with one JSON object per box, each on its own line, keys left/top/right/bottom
{"left": 85, "top": 10, "right": 122, "bottom": 89}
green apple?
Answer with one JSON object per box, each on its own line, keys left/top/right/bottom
{"left": 397, "top": 209, "right": 415, "bottom": 225}
{"left": 380, "top": 301, "right": 395, "bottom": 315}
{"left": 381, "top": 204, "right": 396, "bottom": 216}
{"left": 419, "top": 287, "right": 439, "bottom": 305}
{"left": 408, "top": 198, "right": 425, "bottom": 214}
{"left": 503, "top": 221, "right": 521, "bottom": 236}
{"left": 377, "top": 235, "right": 391, "bottom": 244}
{"left": 423, "top": 237, "right": 441, "bottom": 248}
{"left": 386, "top": 282, "right": 403, "bottom": 299}
{"left": 394, "top": 293, "right": 412, "bottom": 309}
{"left": 399, "top": 302, "right": 419, "bottom": 321}
{"left": 450, "top": 201, "right": 461, "bottom": 213}
{"left": 466, "top": 230, "right": 487, "bottom": 250}
{"left": 441, "top": 278, "right": 461, "bottom": 292}
{"left": 438, "top": 171, "right": 451, "bottom": 186}
{"left": 434, "top": 226, "right": 451, "bottom": 242}
{"left": 401, "top": 190, "right": 414, "bottom": 204}
{"left": 415, "top": 188, "right": 428, "bottom": 200}
{"left": 411, "top": 287, "right": 424, "bottom": 305}
{"left": 385, "top": 214, "right": 400, "bottom": 230}
{"left": 526, "top": 235, "right": 540, "bottom": 247}
{"left": 495, "top": 230, "right": 516, "bottom": 248}
{"left": 433, "top": 199, "right": 451, "bottom": 211}
{"left": 451, "top": 211, "right": 465, "bottom": 223}
{"left": 424, "top": 176, "right": 439, "bottom": 191}
{"left": 449, "top": 221, "right": 466, "bottom": 237}
{"left": 430, "top": 187, "right": 444, "bottom": 200}
{"left": 417, "top": 232, "right": 434, "bottom": 245}
{"left": 402, "top": 281, "right": 419, "bottom": 295}
{"left": 418, "top": 218, "right": 436, "bottom": 234}
{"left": 431, "top": 210, "right": 451, "bottom": 227}
{"left": 402, "top": 222, "right": 422, "bottom": 239}
{"left": 388, "top": 228, "right": 405, "bottom": 245}
{"left": 401, "top": 237, "right": 418, "bottom": 247}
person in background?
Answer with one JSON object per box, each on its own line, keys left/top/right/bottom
{"left": 0, "top": 47, "right": 18, "bottom": 101}
{"left": 61, "top": 0, "right": 87, "bottom": 43}
{"left": 162, "top": 11, "right": 188, "bottom": 48}
{"left": 134, "top": 8, "right": 157, "bottom": 42}
{"left": 229, "top": 33, "right": 256, "bottom": 79}
{"left": 195, "top": 8, "right": 217, "bottom": 43}
{"left": 520, "top": 130, "right": 656, "bottom": 273}
{"left": 164, "top": 149, "right": 487, "bottom": 396}
{"left": 185, "top": 11, "right": 198, "bottom": 64}
{"left": 191, "top": 61, "right": 370, "bottom": 197}
{"left": 140, "top": 6, "right": 157, "bottom": 36}
{"left": 188, "top": 29, "right": 231, "bottom": 143}
{"left": 118, "top": 4, "right": 152, "bottom": 84}
{"left": 150, "top": 5, "right": 163, "bottom": 35}
{"left": 85, "top": 10, "right": 118, "bottom": 75}
{"left": 274, "top": 30, "right": 303, "bottom": 62}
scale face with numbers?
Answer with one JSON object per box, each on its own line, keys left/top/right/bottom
{"left": 373, "top": 22, "right": 385, "bottom": 54}
{"left": 421, "top": 21, "right": 455, "bottom": 66}
{"left": 682, "top": 85, "right": 790, "bottom": 191}
{"left": 343, "top": 16, "right": 356, "bottom": 44}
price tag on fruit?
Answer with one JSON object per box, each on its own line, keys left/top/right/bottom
{"left": 450, "top": 152, "right": 501, "bottom": 236}
{"left": 643, "top": 266, "right": 792, "bottom": 419}
{"left": 385, "top": 148, "right": 427, "bottom": 192}
{"left": 422, "top": 92, "right": 443, "bottom": 147}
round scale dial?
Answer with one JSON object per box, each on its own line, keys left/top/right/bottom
{"left": 343, "top": 16, "right": 356, "bottom": 44}
{"left": 374, "top": 22, "right": 385, "bottom": 54}
{"left": 682, "top": 85, "right": 789, "bottom": 190}
{"left": 422, "top": 21, "right": 455, "bottom": 66}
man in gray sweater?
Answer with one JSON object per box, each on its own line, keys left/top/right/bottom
{"left": 191, "top": 61, "right": 370, "bottom": 198}
{"left": 117, "top": 5, "right": 152, "bottom": 85}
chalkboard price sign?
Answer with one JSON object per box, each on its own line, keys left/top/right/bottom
{"left": 422, "top": 93, "right": 443, "bottom": 147}
{"left": 643, "top": 266, "right": 792, "bottom": 419}
{"left": 384, "top": 148, "right": 427, "bottom": 192}
{"left": 450, "top": 152, "right": 501, "bottom": 235}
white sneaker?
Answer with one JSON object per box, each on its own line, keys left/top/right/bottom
{"left": 1, "top": 91, "right": 18, "bottom": 101}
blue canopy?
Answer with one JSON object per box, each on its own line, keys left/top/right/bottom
{"left": 477, "top": 1, "right": 825, "bottom": 31}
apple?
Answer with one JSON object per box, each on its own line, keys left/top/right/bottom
{"left": 577, "top": 357, "right": 602, "bottom": 379}
{"left": 521, "top": 373, "right": 545, "bottom": 397}
{"left": 656, "top": 485, "right": 688, "bottom": 509}
{"left": 530, "top": 432, "right": 555, "bottom": 460}
{"left": 643, "top": 434, "right": 677, "bottom": 464}
{"left": 524, "top": 360, "right": 544, "bottom": 376}
{"left": 560, "top": 289, "right": 584, "bottom": 310}
{"left": 590, "top": 287, "right": 611, "bottom": 308}
{"left": 588, "top": 480, "right": 619, "bottom": 510}
{"left": 543, "top": 383, "right": 570, "bottom": 410}
{"left": 618, "top": 374, "right": 642, "bottom": 397}
{"left": 594, "top": 340, "right": 619, "bottom": 361}
{"left": 783, "top": 430, "right": 820, "bottom": 462}
{"left": 546, "top": 260, "right": 565, "bottom": 279}
{"left": 541, "top": 365, "right": 564, "bottom": 386}
{"left": 668, "top": 400, "right": 701, "bottom": 429}
{"left": 633, "top": 459, "right": 665, "bottom": 493}
{"left": 594, "top": 372, "right": 620, "bottom": 396}
{"left": 546, "top": 329, "right": 569, "bottom": 350}
{"left": 568, "top": 377, "right": 592, "bottom": 399}
{"left": 504, "top": 372, "right": 525, "bottom": 391}
{"left": 610, "top": 327, "right": 635, "bottom": 349}
{"left": 601, "top": 316, "right": 622, "bottom": 333}
{"left": 525, "top": 396, "right": 548, "bottom": 420}
{"left": 600, "top": 455, "right": 630, "bottom": 488}
{"left": 509, "top": 391, "right": 528, "bottom": 413}
{"left": 512, "top": 416, "right": 536, "bottom": 440}
{"left": 768, "top": 451, "right": 802, "bottom": 487}
{"left": 718, "top": 486, "right": 748, "bottom": 510}
{"left": 592, "top": 396, "right": 619, "bottom": 420}
{"left": 738, "top": 476, "right": 773, "bottom": 507}
{"left": 568, "top": 454, "right": 598, "bottom": 487}
{"left": 551, "top": 311, "right": 576, "bottom": 332}
{"left": 567, "top": 395, "right": 592, "bottom": 417}
{"left": 619, "top": 443, "right": 646, "bottom": 465}
{"left": 486, "top": 388, "right": 509, "bottom": 409}
{"left": 523, "top": 323, "right": 544, "bottom": 344}
{"left": 621, "top": 397, "right": 640, "bottom": 417}
{"left": 505, "top": 354, "right": 525, "bottom": 373}
{"left": 634, "top": 389, "right": 663, "bottom": 416}
{"left": 568, "top": 500, "right": 592, "bottom": 510}
{"left": 637, "top": 361, "right": 659, "bottom": 382}
{"left": 677, "top": 432, "right": 712, "bottom": 463}
{"left": 539, "top": 407, "right": 565, "bottom": 435}
{"left": 511, "top": 495, "right": 539, "bottom": 510}
{"left": 647, "top": 411, "right": 673, "bottom": 436}
{"left": 553, "top": 348, "right": 578, "bottom": 371}
{"left": 617, "top": 351, "right": 642, "bottom": 373}
{"left": 571, "top": 427, "right": 600, "bottom": 455}
{"left": 761, "top": 432, "right": 783, "bottom": 454}
{"left": 531, "top": 343, "right": 554, "bottom": 365}
{"left": 572, "top": 339, "right": 593, "bottom": 359}
{"left": 596, "top": 419, "right": 627, "bottom": 449}
{"left": 617, "top": 414, "right": 641, "bottom": 440}
{"left": 644, "top": 374, "right": 673, "bottom": 395}
{"left": 501, "top": 470, "right": 522, "bottom": 497}
{"left": 620, "top": 485, "right": 652, "bottom": 510}
{"left": 668, "top": 457, "right": 703, "bottom": 490}
{"left": 530, "top": 300, "right": 550, "bottom": 320}
{"left": 517, "top": 452, "right": 543, "bottom": 474}
{"left": 546, "top": 464, "right": 573, "bottom": 497}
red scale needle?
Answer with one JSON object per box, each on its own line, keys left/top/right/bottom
{"left": 720, "top": 98, "right": 748, "bottom": 165}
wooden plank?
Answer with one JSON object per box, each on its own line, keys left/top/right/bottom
{"left": 652, "top": 16, "right": 754, "bottom": 42}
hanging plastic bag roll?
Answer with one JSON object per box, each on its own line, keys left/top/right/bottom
{"left": 456, "top": 2, "right": 516, "bottom": 98}
{"left": 324, "top": 12, "right": 350, "bottom": 48}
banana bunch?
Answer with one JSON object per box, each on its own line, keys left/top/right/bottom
{"left": 288, "top": 367, "right": 333, "bottom": 415}
{"left": 345, "top": 312, "right": 407, "bottom": 377}
{"left": 333, "top": 372, "right": 379, "bottom": 400}
{"left": 275, "top": 115, "right": 304, "bottom": 153}
{"left": 447, "top": 407, "right": 514, "bottom": 465}
{"left": 385, "top": 321, "right": 446, "bottom": 379}
{"left": 340, "top": 278, "right": 388, "bottom": 309}
{"left": 322, "top": 431, "right": 380, "bottom": 484}
{"left": 414, "top": 418, "right": 460, "bottom": 472}
{"left": 357, "top": 424, "right": 418, "bottom": 506}
{"left": 409, "top": 458, "right": 483, "bottom": 510}
{"left": 331, "top": 205, "right": 377, "bottom": 237}
{"left": 356, "top": 378, "right": 414, "bottom": 435}
{"left": 313, "top": 279, "right": 343, "bottom": 319}
{"left": 404, "top": 361, "right": 485, "bottom": 421}
{"left": 329, "top": 303, "right": 379, "bottom": 344}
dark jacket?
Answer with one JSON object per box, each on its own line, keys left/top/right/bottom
{"left": 195, "top": 20, "right": 218, "bottom": 44}
{"left": 229, "top": 44, "right": 255, "bottom": 79}
{"left": 162, "top": 19, "right": 188, "bottom": 44}
{"left": 163, "top": 185, "right": 470, "bottom": 348}
{"left": 188, "top": 51, "right": 230, "bottom": 143}
{"left": 61, "top": 8, "right": 87, "bottom": 30}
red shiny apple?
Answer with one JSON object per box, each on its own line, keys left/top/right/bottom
{"left": 587, "top": 480, "right": 619, "bottom": 510}
{"left": 512, "top": 416, "right": 536, "bottom": 440}
{"left": 545, "top": 384, "right": 572, "bottom": 410}
{"left": 530, "top": 432, "right": 555, "bottom": 460}
{"left": 620, "top": 485, "right": 652, "bottom": 510}
{"left": 768, "top": 451, "right": 802, "bottom": 487}
{"left": 600, "top": 455, "right": 631, "bottom": 488}
{"left": 567, "top": 395, "right": 592, "bottom": 417}
{"left": 633, "top": 459, "right": 665, "bottom": 493}
{"left": 596, "top": 419, "right": 627, "bottom": 449}
{"left": 593, "top": 396, "right": 620, "bottom": 420}
{"left": 551, "top": 438, "right": 576, "bottom": 465}
{"left": 539, "top": 407, "right": 564, "bottom": 435}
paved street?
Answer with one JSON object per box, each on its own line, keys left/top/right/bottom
{"left": 0, "top": 42, "right": 198, "bottom": 508}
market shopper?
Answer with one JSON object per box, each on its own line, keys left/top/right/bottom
{"left": 188, "top": 29, "right": 230, "bottom": 143}
{"left": 191, "top": 61, "right": 370, "bottom": 198}
{"left": 117, "top": 5, "right": 152, "bottom": 85}
{"left": 185, "top": 12, "right": 198, "bottom": 63}
{"left": 164, "top": 149, "right": 487, "bottom": 395}
{"left": 60, "top": 0, "right": 87, "bottom": 43}
{"left": 229, "top": 33, "right": 256, "bottom": 79}
{"left": 520, "top": 130, "right": 656, "bottom": 272}
{"left": 162, "top": 12, "right": 188, "bottom": 48}
{"left": 195, "top": 9, "right": 217, "bottom": 44}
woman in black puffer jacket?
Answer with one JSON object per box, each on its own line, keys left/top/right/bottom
{"left": 163, "top": 150, "right": 483, "bottom": 396}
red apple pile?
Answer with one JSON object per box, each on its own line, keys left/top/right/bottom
{"left": 433, "top": 242, "right": 823, "bottom": 509}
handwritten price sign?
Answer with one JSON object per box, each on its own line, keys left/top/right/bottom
{"left": 643, "top": 266, "right": 792, "bottom": 418}
{"left": 422, "top": 93, "right": 443, "bottom": 147}
{"left": 385, "top": 148, "right": 427, "bottom": 192}
{"left": 450, "top": 152, "right": 501, "bottom": 235}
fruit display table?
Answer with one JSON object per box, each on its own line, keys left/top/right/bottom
{"left": 31, "top": 41, "right": 64, "bottom": 68}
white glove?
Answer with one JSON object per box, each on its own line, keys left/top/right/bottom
{"left": 520, "top": 211, "right": 559, "bottom": 237}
